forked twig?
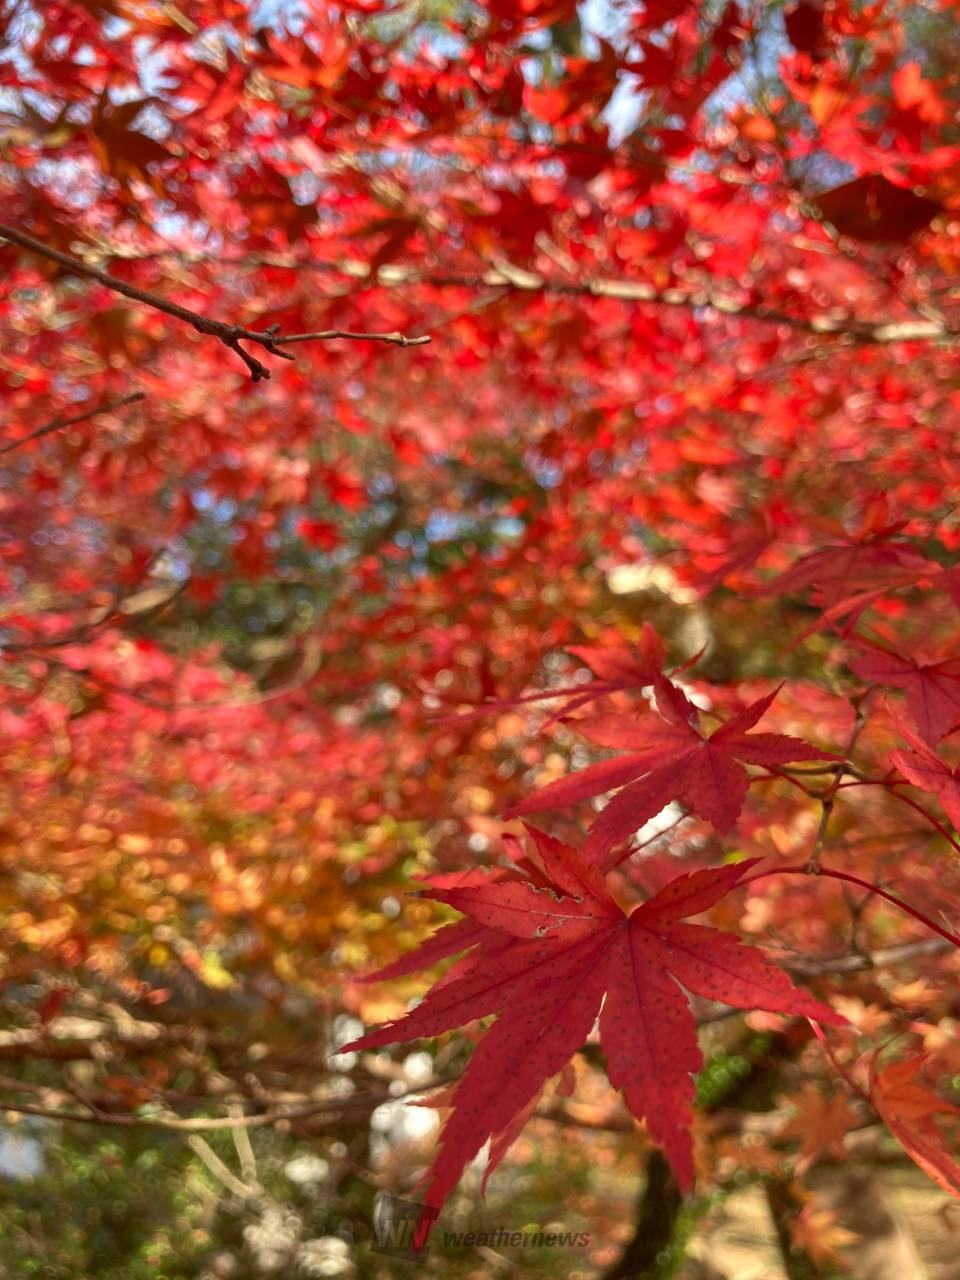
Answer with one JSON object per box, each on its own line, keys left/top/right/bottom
{"left": 0, "top": 224, "right": 430, "bottom": 380}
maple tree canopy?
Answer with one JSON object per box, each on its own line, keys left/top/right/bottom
{"left": 3, "top": 0, "right": 960, "bottom": 1271}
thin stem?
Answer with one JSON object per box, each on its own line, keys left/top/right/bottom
{"left": 274, "top": 329, "right": 429, "bottom": 347}
{"left": 774, "top": 763, "right": 845, "bottom": 775}
{"left": 741, "top": 864, "right": 960, "bottom": 950}
{"left": 187, "top": 1134, "right": 260, "bottom": 1199}
{"left": 754, "top": 766, "right": 819, "bottom": 798}
{"left": 808, "top": 1021, "right": 870, "bottom": 1103}
{"left": 837, "top": 780, "right": 960, "bottom": 855}
{"left": 0, "top": 223, "right": 430, "bottom": 381}
{"left": 0, "top": 1076, "right": 451, "bottom": 1131}
{"left": 120, "top": 248, "right": 957, "bottom": 346}
{"left": 1, "top": 392, "right": 145, "bottom": 457}
{"left": 606, "top": 813, "right": 690, "bottom": 871}
{"left": 806, "top": 692, "right": 872, "bottom": 872}
{"left": 0, "top": 1098, "right": 327, "bottom": 1131}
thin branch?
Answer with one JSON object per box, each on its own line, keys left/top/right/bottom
{"left": 347, "top": 259, "right": 954, "bottom": 344}
{"left": 229, "top": 1100, "right": 259, "bottom": 1186}
{"left": 188, "top": 1134, "right": 261, "bottom": 1199}
{"left": 274, "top": 329, "right": 429, "bottom": 348}
{"left": 806, "top": 692, "right": 872, "bottom": 872}
{"left": 0, "top": 391, "right": 145, "bottom": 458}
{"left": 742, "top": 863, "right": 960, "bottom": 949}
{"left": 0, "top": 224, "right": 430, "bottom": 381}
{"left": 0, "top": 1098, "right": 329, "bottom": 1130}
{"left": 837, "top": 779, "right": 960, "bottom": 856}
{"left": 809, "top": 1020, "right": 870, "bottom": 1103}
{"left": 33, "top": 646, "right": 323, "bottom": 714}
{"left": 780, "top": 933, "right": 954, "bottom": 977}
{"left": 535, "top": 1105, "right": 632, "bottom": 1133}
{"left": 691, "top": 936, "right": 956, "bottom": 1026}
{"left": 0, "top": 560, "right": 183, "bottom": 656}
{"left": 115, "top": 248, "right": 955, "bottom": 347}
{"left": 0, "top": 1026, "right": 233, "bottom": 1063}
{"left": 0, "top": 1077, "right": 453, "bottom": 1132}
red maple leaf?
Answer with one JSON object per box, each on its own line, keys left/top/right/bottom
{"left": 869, "top": 1054, "right": 960, "bottom": 1199}
{"left": 298, "top": 518, "right": 341, "bottom": 552}
{"left": 506, "top": 676, "right": 836, "bottom": 863}
{"left": 889, "top": 717, "right": 960, "bottom": 828}
{"left": 785, "top": 1, "right": 830, "bottom": 59}
{"left": 342, "top": 836, "right": 842, "bottom": 1224}
{"left": 764, "top": 498, "right": 940, "bottom": 634}
{"left": 848, "top": 636, "right": 960, "bottom": 745}
{"left": 811, "top": 174, "right": 942, "bottom": 244}
{"left": 437, "top": 624, "right": 665, "bottom": 728}
{"left": 355, "top": 836, "right": 598, "bottom": 983}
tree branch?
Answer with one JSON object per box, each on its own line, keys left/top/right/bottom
{"left": 805, "top": 691, "right": 873, "bottom": 872}
{"left": 0, "top": 224, "right": 430, "bottom": 381}
{"left": 0, "top": 1077, "right": 448, "bottom": 1132}
{"left": 692, "top": 935, "right": 954, "bottom": 1026}
{"left": 273, "top": 329, "right": 429, "bottom": 348}
{"left": 120, "top": 248, "right": 954, "bottom": 347}
{"left": 187, "top": 1134, "right": 261, "bottom": 1198}
{"left": 0, "top": 391, "right": 145, "bottom": 457}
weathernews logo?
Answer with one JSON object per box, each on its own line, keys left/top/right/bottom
{"left": 371, "top": 1195, "right": 437, "bottom": 1261}
{"left": 371, "top": 1194, "right": 591, "bottom": 1261}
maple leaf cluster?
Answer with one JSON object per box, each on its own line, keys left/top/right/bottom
{"left": 3, "top": 0, "right": 960, "bottom": 1266}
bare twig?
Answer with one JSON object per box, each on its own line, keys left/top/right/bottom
{"left": 692, "top": 935, "right": 954, "bottom": 1026}
{"left": 0, "top": 1076, "right": 452, "bottom": 1132}
{"left": 0, "top": 391, "right": 145, "bottom": 457}
{"left": 781, "top": 933, "right": 954, "bottom": 977}
{"left": 805, "top": 692, "right": 873, "bottom": 873}
{"left": 0, "top": 557, "right": 183, "bottom": 656}
{"left": 229, "top": 1100, "right": 259, "bottom": 1185}
{"left": 274, "top": 329, "right": 429, "bottom": 348}
{"left": 0, "top": 1098, "right": 333, "bottom": 1130}
{"left": 188, "top": 1133, "right": 261, "bottom": 1199}
{"left": 0, "top": 224, "right": 430, "bottom": 380}
{"left": 32, "top": 642, "right": 323, "bottom": 713}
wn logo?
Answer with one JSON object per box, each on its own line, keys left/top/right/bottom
{"left": 371, "top": 1193, "right": 438, "bottom": 1261}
